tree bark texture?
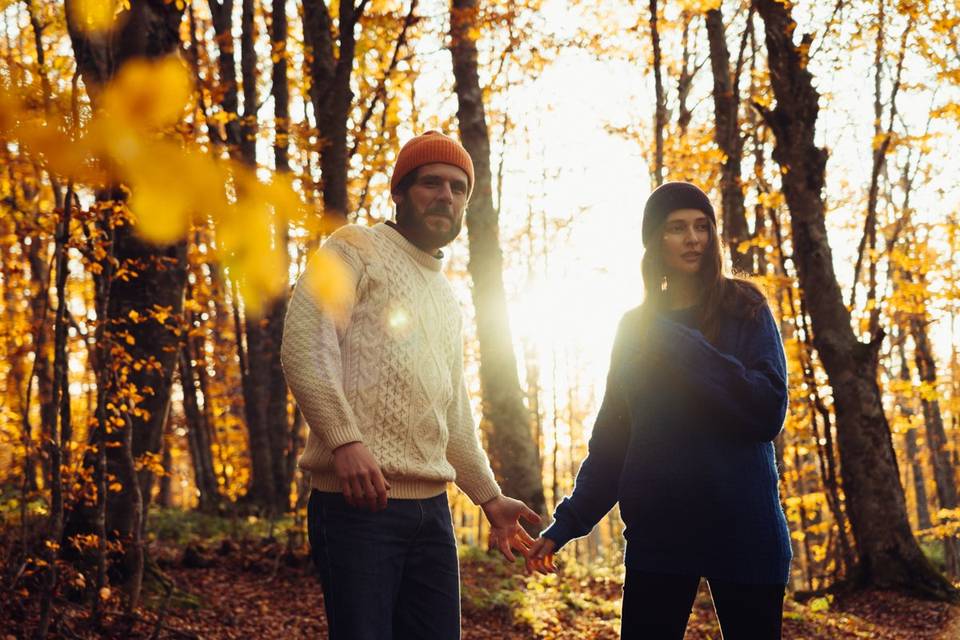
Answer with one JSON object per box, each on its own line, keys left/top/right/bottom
{"left": 752, "top": 0, "right": 956, "bottom": 599}
{"left": 65, "top": 0, "right": 187, "bottom": 584}
{"left": 906, "top": 304, "right": 958, "bottom": 511}
{"left": 208, "top": 0, "right": 242, "bottom": 151}
{"left": 898, "top": 338, "right": 933, "bottom": 531}
{"left": 649, "top": 0, "right": 665, "bottom": 186}
{"left": 35, "top": 181, "right": 73, "bottom": 640}
{"left": 705, "top": 7, "right": 751, "bottom": 274}
{"left": 180, "top": 337, "right": 220, "bottom": 511}
{"left": 910, "top": 303, "right": 960, "bottom": 575}
{"left": 265, "top": 0, "right": 294, "bottom": 510}
{"left": 450, "top": 0, "right": 546, "bottom": 519}
{"left": 303, "top": 0, "right": 367, "bottom": 223}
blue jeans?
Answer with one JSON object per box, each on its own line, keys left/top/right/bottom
{"left": 307, "top": 490, "right": 461, "bottom": 640}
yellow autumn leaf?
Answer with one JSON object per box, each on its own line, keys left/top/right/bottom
{"left": 101, "top": 56, "right": 192, "bottom": 131}
{"left": 678, "top": 0, "right": 721, "bottom": 12}
{"left": 127, "top": 155, "right": 192, "bottom": 245}
{"left": 226, "top": 198, "right": 288, "bottom": 316}
{"left": 303, "top": 248, "right": 355, "bottom": 326}
{"left": 69, "top": 0, "right": 122, "bottom": 33}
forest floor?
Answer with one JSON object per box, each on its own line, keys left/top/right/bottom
{"left": 2, "top": 509, "right": 958, "bottom": 639}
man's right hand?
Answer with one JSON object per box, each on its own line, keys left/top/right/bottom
{"left": 525, "top": 537, "right": 558, "bottom": 575}
{"left": 332, "top": 442, "right": 391, "bottom": 511}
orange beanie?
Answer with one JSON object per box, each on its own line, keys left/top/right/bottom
{"left": 390, "top": 131, "right": 475, "bottom": 198}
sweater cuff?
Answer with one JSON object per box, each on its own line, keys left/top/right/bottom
{"left": 322, "top": 422, "right": 365, "bottom": 451}
{"left": 459, "top": 475, "right": 502, "bottom": 506}
{"left": 541, "top": 517, "right": 578, "bottom": 551}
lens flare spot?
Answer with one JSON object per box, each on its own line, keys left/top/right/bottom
{"left": 388, "top": 307, "right": 410, "bottom": 331}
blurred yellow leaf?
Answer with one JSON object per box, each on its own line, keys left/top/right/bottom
{"left": 303, "top": 248, "right": 355, "bottom": 325}
{"left": 101, "top": 56, "right": 192, "bottom": 131}
{"left": 69, "top": 0, "right": 122, "bottom": 33}
{"left": 127, "top": 148, "right": 192, "bottom": 244}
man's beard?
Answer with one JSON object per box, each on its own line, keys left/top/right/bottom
{"left": 396, "top": 199, "right": 461, "bottom": 248}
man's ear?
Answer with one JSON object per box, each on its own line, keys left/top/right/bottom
{"left": 391, "top": 191, "right": 404, "bottom": 207}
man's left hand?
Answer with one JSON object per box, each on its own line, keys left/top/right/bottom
{"left": 480, "top": 495, "right": 541, "bottom": 562}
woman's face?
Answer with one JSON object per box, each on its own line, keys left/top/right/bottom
{"left": 660, "top": 208, "right": 711, "bottom": 276}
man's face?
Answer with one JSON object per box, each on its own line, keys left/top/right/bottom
{"left": 393, "top": 163, "right": 469, "bottom": 253}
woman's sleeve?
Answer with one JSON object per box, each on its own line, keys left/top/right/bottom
{"left": 649, "top": 304, "right": 788, "bottom": 442}
{"left": 541, "top": 316, "right": 633, "bottom": 551}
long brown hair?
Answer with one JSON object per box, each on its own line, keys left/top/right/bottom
{"left": 640, "top": 217, "right": 767, "bottom": 344}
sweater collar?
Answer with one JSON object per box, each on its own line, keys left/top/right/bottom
{"left": 376, "top": 222, "right": 444, "bottom": 271}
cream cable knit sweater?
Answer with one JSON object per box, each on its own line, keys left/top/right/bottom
{"left": 281, "top": 222, "right": 502, "bottom": 505}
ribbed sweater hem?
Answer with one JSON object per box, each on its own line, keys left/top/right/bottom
{"left": 310, "top": 471, "right": 448, "bottom": 500}
{"left": 624, "top": 542, "right": 791, "bottom": 586}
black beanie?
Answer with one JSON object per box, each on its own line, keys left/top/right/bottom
{"left": 641, "top": 181, "right": 716, "bottom": 247}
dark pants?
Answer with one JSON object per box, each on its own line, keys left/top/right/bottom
{"left": 307, "top": 490, "right": 461, "bottom": 640}
{"left": 620, "top": 568, "right": 785, "bottom": 639}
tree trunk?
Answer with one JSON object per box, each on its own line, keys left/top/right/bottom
{"left": 23, "top": 0, "right": 57, "bottom": 493}
{"left": 232, "top": 285, "right": 276, "bottom": 511}
{"left": 25, "top": 235, "right": 53, "bottom": 491}
{"left": 239, "top": 0, "right": 258, "bottom": 166}
{"left": 905, "top": 427, "right": 933, "bottom": 530}
{"left": 898, "top": 337, "right": 932, "bottom": 530}
{"left": 910, "top": 311, "right": 958, "bottom": 509}
{"left": 766, "top": 167, "right": 854, "bottom": 574}
{"left": 910, "top": 303, "right": 960, "bottom": 575}
{"left": 450, "top": 0, "right": 546, "bottom": 519}
{"left": 266, "top": 0, "right": 294, "bottom": 510}
{"left": 851, "top": 8, "right": 912, "bottom": 341}
{"left": 35, "top": 182, "right": 73, "bottom": 640}
{"left": 158, "top": 426, "right": 173, "bottom": 508}
{"left": 180, "top": 337, "right": 220, "bottom": 511}
{"left": 272, "top": 0, "right": 290, "bottom": 175}
{"left": 676, "top": 12, "right": 694, "bottom": 135}
{"left": 232, "top": 0, "right": 282, "bottom": 513}
{"left": 649, "top": 0, "right": 665, "bottom": 186}
{"left": 303, "top": 0, "right": 366, "bottom": 223}
{"left": 705, "top": 7, "right": 751, "bottom": 274}
{"left": 65, "top": 0, "right": 187, "bottom": 606}
{"left": 208, "top": 0, "right": 241, "bottom": 151}
{"left": 752, "top": 0, "right": 956, "bottom": 599}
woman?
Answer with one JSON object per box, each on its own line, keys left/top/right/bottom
{"left": 526, "top": 181, "right": 792, "bottom": 639}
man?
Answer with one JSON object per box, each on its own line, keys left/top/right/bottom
{"left": 281, "top": 130, "right": 539, "bottom": 639}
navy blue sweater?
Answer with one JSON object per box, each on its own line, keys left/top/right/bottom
{"left": 543, "top": 302, "right": 793, "bottom": 585}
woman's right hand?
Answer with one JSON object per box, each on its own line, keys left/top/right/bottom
{"left": 525, "top": 537, "right": 558, "bottom": 575}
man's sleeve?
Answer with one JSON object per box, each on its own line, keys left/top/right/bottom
{"left": 445, "top": 325, "right": 502, "bottom": 506}
{"left": 280, "top": 235, "right": 365, "bottom": 450}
